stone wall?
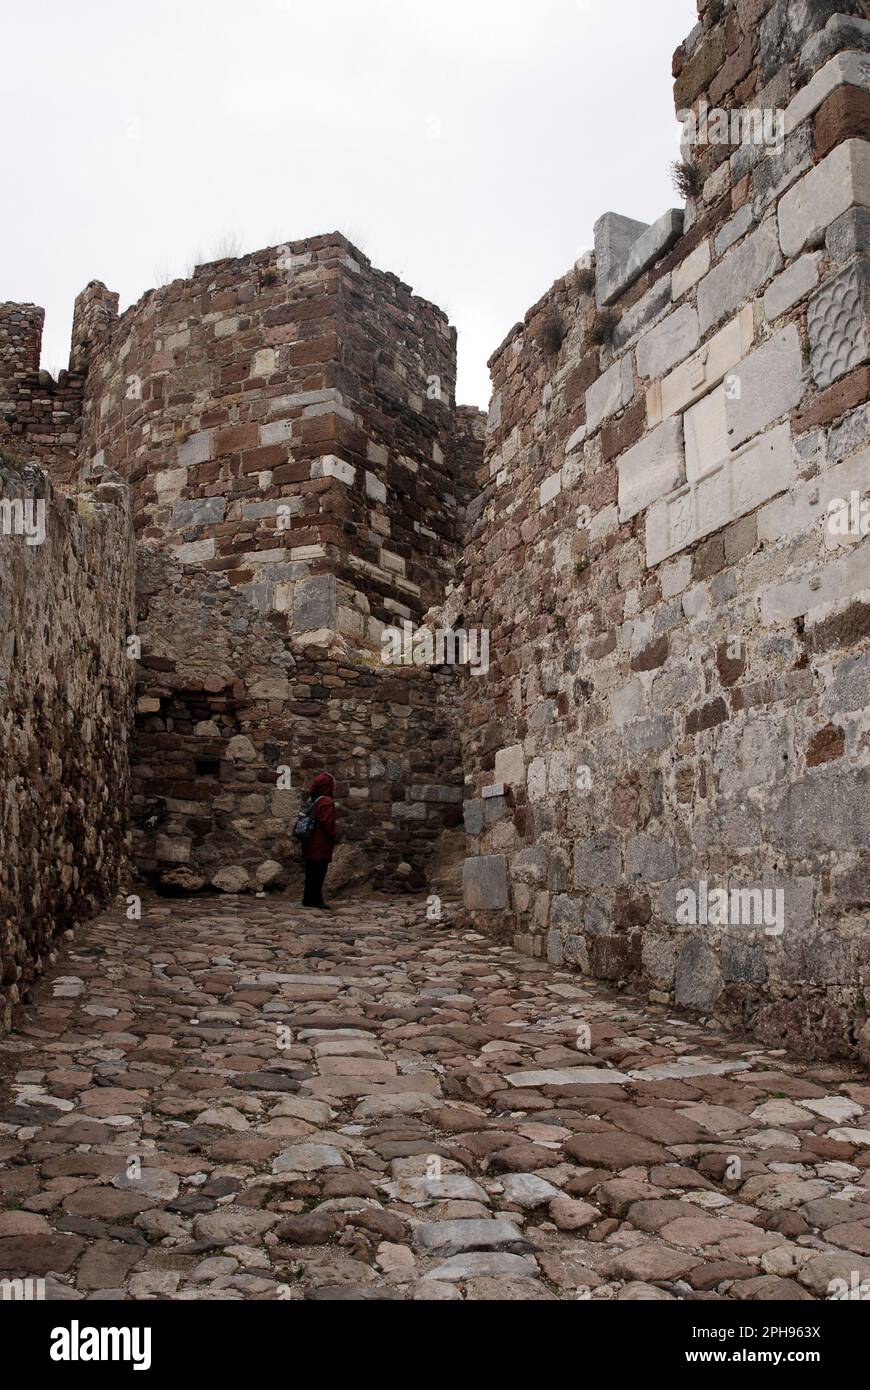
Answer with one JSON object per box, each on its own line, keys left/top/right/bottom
{"left": 459, "top": 0, "right": 870, "bottom": 1058}
{"left": 0, "top": 458, "right": 135, "bottom": 1033}
{"left": 76, "top": 233, "right": 482, "bottom": 891}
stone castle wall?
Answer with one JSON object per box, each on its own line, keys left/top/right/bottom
{"left": 75, "top": 234, "right": 481, "bottom": 892}
{"left": 0, "top": 456, "right": 135, "bottom": 1032}
{"left": 459, "top": 0, "right": 870, "bottom": 1058}
{"left": 0, "top": 300, "right": 136, "bottom": 1031}
{"left": 3, "top": 0, "right": 869, "bottom": 1059}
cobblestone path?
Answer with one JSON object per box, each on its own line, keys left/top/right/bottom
{"left": 1, "top": 895, "right": 868, "bottom": 1301}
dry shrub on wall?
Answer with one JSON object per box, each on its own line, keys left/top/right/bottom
{"left": 535, "top": 308, "right": 566, "bottom": 358}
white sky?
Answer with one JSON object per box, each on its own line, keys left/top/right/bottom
{"left": 5, "top": 0, "right": 698, "bottom": 408}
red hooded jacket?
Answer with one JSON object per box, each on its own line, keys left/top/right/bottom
{"left": 301, "top": 772, "right": 337, "bottom": 861}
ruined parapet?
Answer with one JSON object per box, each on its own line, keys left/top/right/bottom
{"left": 0, "top": 301, "right": 86, "bottom": 480}
{"left": 0, "top": 302, "right": 44, "bottom": 385}
{"left": 459, "top": 0, "right": 870, "bottom": 1057}
{"left": 70, "top": 279, "right": 120, "bottom": 375}
{"left": 76, "top": 233, "right": 481, "bottom": 892}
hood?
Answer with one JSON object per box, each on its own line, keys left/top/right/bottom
{"left": 309, "top": 771, "right": 335, "bottom": 798}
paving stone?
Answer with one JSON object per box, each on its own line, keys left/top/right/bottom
{"left": 411, "top": 1219, "right": 529, "bottom": 1257}
{"left": 548, "top": 1197, "right": 598, "bottom": 1231}
{"left": 423, "top": 1252, "right": 540, "bottom": 1281}
{"left": 272, "top": 1144, "right": 347, "bottom": 1173}
{"left": 498, "top": 1174, "right": 561, "bottom": 1209}
{"left": 76, "top": 1241, "right": 144, "bottom": 1291}
{"left": 0, "top": 1234, "right": 86, "bottom": 1275}
{"left": 0, "top": 891, "right": 865, "bottom": 1304}
{"left": 564, "top": 1131, "right": 669, "bottom": 1168}
{"left": 604, "top": 1243, "right": 697, "bottom": 1282}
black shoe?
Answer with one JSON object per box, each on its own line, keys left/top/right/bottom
{"left": 314, "top": 902, "right": 331, "bottom": 911}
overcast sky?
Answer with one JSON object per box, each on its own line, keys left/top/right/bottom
{"left": 5, "top": 0, "right": 697, "bottom": 408}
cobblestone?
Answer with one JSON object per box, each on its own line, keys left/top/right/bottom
{"left": 0, "top": 895, "right": 868, "bottom": 1302}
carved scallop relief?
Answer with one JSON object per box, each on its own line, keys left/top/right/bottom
{"left": 807, "top": 262, "right": 870, "bottom": 389}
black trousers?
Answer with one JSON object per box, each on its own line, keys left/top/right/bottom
{"left": 302, "top": 859, "right": 329, "bottom": 906}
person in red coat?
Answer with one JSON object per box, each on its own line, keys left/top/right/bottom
{"left": 300, "top": 771, "right": 337, "bottom": 909}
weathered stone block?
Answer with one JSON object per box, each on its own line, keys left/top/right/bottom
{"left": 512, "top": 846, "right": 548, "bottom": 884}
{"left": 785, "top": 49, "right": 870, "bottom": 136}
{"left": 815, "top": 81, "right": 870, "bottom": 160}
{"left": 612, "top": 276, "right": 672, "bottom": 351}
{"left": 797, "top": 13, "right": 870, "bottom": 86}
{"left": 674, "top": 25, "right": 727, "bottom": 107}
{"left": 625, "top": 835, "right": 677, "bottom": 882}
{"left": 617, "top": 417, "right": 685, "bottom": 522}
{"left": 551, "top": 895, "right": 584, "bottom": 928}
{"left": 642, "top": 935, "right": 675, "bottom": 988}
{"left": 764, "top": 253, "right": 823, "bottom": 319}
{"left": 593, "top": 211, "right": 649, "bottom": 305}
{"left": 494, "top": 743, "right": 525, "bottom": 786}
{"left": 828, "top": 401, "right": 870, "bottom": 457}
{"left": 646, "top": 424, "right": 794, "bottom": 566}
{"left": 177, "top": 431, "right": 213, "bottom": 468}
{"left": 674, "top": 938, "right": 723, "bottom": 1009}
{"left": 714, "top": 205, "right": 754, "bottom": 259}
{"left": 260, "top": 419, "right": 293, "bottom": 447}
{"left": 171, "top": 496, "right": 226, "bottom": 529}
{"left": 671, "top": 240, "right": 711, "bottom": 301}
{"left": 648, "top": 305, "right": 755, "bottom": 425}
{"left": 171, "top": 538, "right": 215, "bottom": 564}
{"left": 761, "top": 542, "right": 869, "bottom": 622}
{"left": 758, "top": 446, "right": 869, "bottom": 542}
{"left": 697, "top": 221, "right": 782, "bottom": 335}
{"left": 725, "top": 324, "right": 806, "bottom": 448}
{"left": 539, "top": 470, "right": 561, "bottom": 507}
{"left": 822, "top": 649, "right": 870, "bottom": 713}
{"left": 310, "top": 455, "right": 356, "bottom": 486}
{"left": 546, "top": 930, "right": 563, "bottom": 965}
{"left": 574, "top": 836, "right": 622, "bottom": 888}
{"left": 684, "top": 386, "right": 727, "bottom": 485}
{"left": 292, "top": 574, "right": 337, "bottom": 631}
{"left": 463, "top": 855, "right": 509, "bottom": 910}
{"left": 598, "top": 209, "right": 684, "bottom": 307}
{"left": 778, "top": 139, "right": 870, "bottom": 258}
{"left": 585, "top": 357, "right": 634, "bottom": 434}
{"left": 762, "top": 0, "right": 849, "bottom": 82}
{"left": 721, "top": 935, "right": 768, "bottom": 984}
{"left": 771, "top": 769, "right": 870, "bottom": 851}
{"left": 825, "top": 205, "right": 870, "bottom": 263}
{"left": 154, "top": 467, "right": 188, "bottom": 504}
{"left": 636, "top": 305, "right": 699, "bottom": 380}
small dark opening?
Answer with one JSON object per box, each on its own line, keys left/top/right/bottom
{"left": 195, "top": 758, "right": 220, "bottom": 778}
